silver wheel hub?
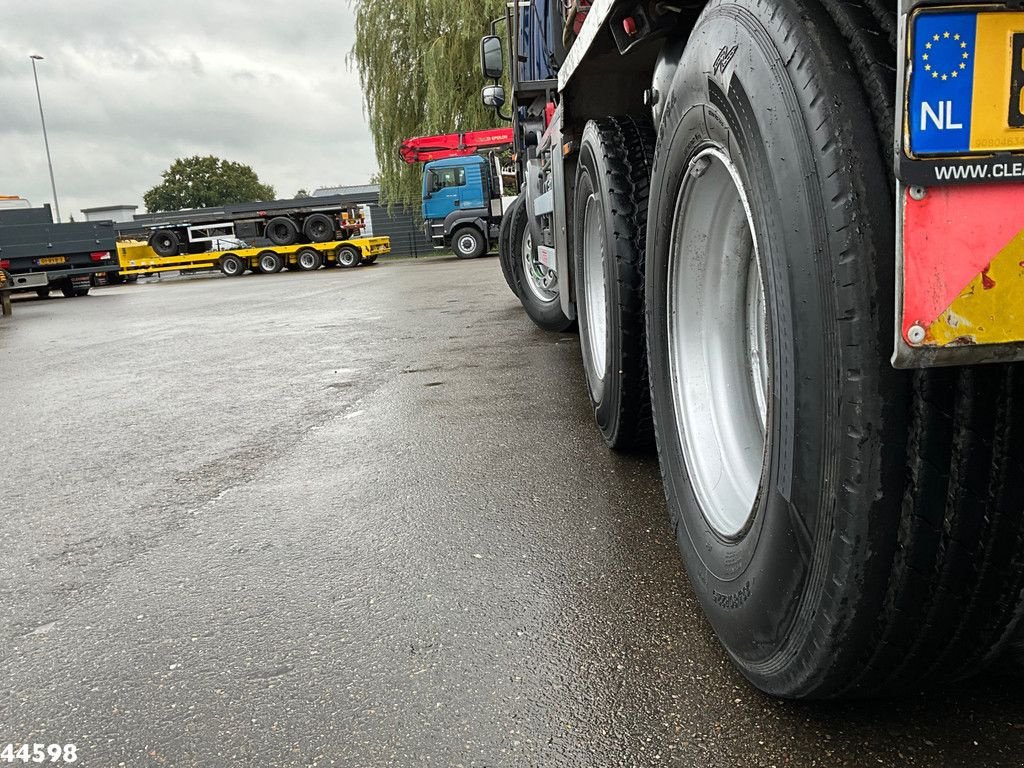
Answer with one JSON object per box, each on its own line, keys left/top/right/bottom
{"left": 521, "top": 229, "right": 558, "bottom": 303}
{"left": 667, "top": 147, "right": 769, "bottom": 539}
{"left": 581, "top": 191, "right": 608, "bottom": 377}
{"left": 458, "top": 235, "right": 476, "bottom": 254}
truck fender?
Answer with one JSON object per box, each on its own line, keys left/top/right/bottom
{"left": 650, "top": 35, "right": 689, "bottom": 136}
{"left": 442, "top": 209, "right": 490, "bottom": 241}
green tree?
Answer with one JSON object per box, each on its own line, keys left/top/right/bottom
{"left": 144, "top": 156, "right": 275, "bottom": 212}
{"left": 350, "top": 0, "right": 506, "bottom": 208}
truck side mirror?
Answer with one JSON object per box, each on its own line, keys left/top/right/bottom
{"left": 482, "top": 84, "right": 506, "bottom": 109}
{"left": 480, "top": 35, "right": 504, "bottom": 81}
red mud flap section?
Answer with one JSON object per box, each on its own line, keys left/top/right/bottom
{"left": 894, "top": 183, "right": 1024, "bottom": 368}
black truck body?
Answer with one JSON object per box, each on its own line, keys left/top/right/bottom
{"left": 115, "top": 194, "right": 373, "bottom": 256}
{"left": 0, "top": 205, "right": 118, "bottom": 297}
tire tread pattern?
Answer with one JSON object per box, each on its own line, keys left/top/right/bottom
{"left": 811, "top": 0, "right": 1024, "bottom": 695}
{"left": 586, "top": 115, "right": 657, "bottom": 451}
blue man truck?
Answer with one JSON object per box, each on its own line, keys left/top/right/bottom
{"left": 480, "top": 0, "right": 1024, "bottom": 699}
{"left": 400, "top": 129, "right": 514, "bottom": 259}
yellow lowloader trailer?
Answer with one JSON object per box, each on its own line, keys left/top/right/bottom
{"left": 116, "top": 236, "right": 390, "bottom": 278}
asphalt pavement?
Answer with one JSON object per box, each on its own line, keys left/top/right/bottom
{"left": 1, "top": 257, "right": 1023, "bottom": 767}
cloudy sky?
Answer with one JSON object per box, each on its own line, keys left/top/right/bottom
{"left": 0, "top": 1, "right": 378, "bottom": 220}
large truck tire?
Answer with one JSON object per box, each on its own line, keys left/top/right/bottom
{"left": 265, "top": 217, "right": 299, "bottom": 246}
{"left": 303, "top": 214, "right": 335, "bottom": 243}
{"left": 573, "top": 116, "right": 655, "bottom": 452}
{"left": 335, "top": 245, "right": 361, "bottom": 268}
{"left": 150, "top": 229, "right": 180, "bottom": 257}
{"left": 452, "top": 226, "right": 486, "bottom": 259}
{"left": 219, "top": 254, "right": 246, "bottom": 277}
{"left": 257, "top": 250, "right": 284, "bottom": 274}
{"left": 60, "top": 284, "right": 90, "bottom": 298}
{"left": 644, "top": 0, "right": 1024, "bottom": 699}
{"left": 497, "top": 195, "right": 522, "bottom": 297}
{"left": 509, "top": 198, "right": 574, "bottom": 333}
{"left": 295, "top": 247, "right": 323, "bottom": 271}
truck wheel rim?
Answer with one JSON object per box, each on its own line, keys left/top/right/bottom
{"left": 667, "top": 147, "right": 769, "bottom": 539}
{"left": 300, "top": 251, "right": 317, "bottom": 269}
{"left": 581, "top": 191, "right": 608, "bottom": 376}
{"left": 522, "top": 230, "right": 558, "bottom": 303}
{"left": 340, "top": 249, "right": 356, "bottom": 265}
{"left": 457, "top": 234, "right": 476, "bottom": 255}
{"left": 261, "top": 256, "right": 275, "bottom": 272}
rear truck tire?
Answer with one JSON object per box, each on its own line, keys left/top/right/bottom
{"left": 452, "top": 226, "right": 486, "bottom": 259}
{"left": 219, "top": 254, "right": 246, "bottom": 277}
{"left": 645, "top": 0, "right": 1024, "bottom": 700}
{"left": 150, "top": 229, "right": 180, "bottom": 257}
{"left": 60, "top": 284, "right": 90, "bottom": 298}
{"left": 265, "top": 216, "right": 299, "bottom": 246}
{"left": 497, "top": 195, "right": 523, "bottom": 298}
{"left": 35, "top": 287, "right": 51, "bottom": 299}
{"left": 302, "top": 213, "right": 335, "bottom": 243}
{"left": 295, "top": 247, "right": 323, "bottom": 271}
{"left": 573, "top": 116, "right": 655, "bottom": 452}
{"left": 257, "top": 250, "right": 284, "bottom": 274}
{"left": 509, "top": 197, "right": 574, "bottom": 332}
{"left": 335, "top": 245, "right": 361, "bottom": 268}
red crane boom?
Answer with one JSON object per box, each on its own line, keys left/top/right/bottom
{"left": 399, "top": 128, "right": 514, "bottom": 164}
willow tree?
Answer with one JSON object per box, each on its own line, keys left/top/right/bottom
{"left": 350, "top": 0, "right": 506, "bottom": 208}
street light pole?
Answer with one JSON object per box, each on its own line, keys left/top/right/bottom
{"left": 29, "top": 54, "right": 61, "bottom": 223}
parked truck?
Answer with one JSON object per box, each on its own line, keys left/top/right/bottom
{"left": 400, "top": 129, "right": 514, "bottom": 258}
{"left": 0, "top": 205, "right": 117, "bottom": 298}
{"left": 483, "top": 0, "right": 1024, "bottom": 699}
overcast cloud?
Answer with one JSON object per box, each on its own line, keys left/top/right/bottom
{"left": 0, "top": 1, "right": 378, "bottom": 219}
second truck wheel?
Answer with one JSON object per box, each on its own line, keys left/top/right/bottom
{"left": 572, "top": 116, "right": 655, "bottom": 452}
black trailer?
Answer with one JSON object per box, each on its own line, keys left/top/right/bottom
{"left": 0, "top": 205, "right": 118, "bottom": 299}
{"left": 116, "top": 194, "right": 371, "bottom": 257}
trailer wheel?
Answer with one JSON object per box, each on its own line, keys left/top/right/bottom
{"left": 335, "top": 245, "right": 361, "bottom": 268}
{"left": 509, "top": 198, "right": 574, "bottom": 332}
{"left": 364, "top": 256, "right": 378, "bottom": 265}
{"left": 302, "top": 214, "right": 335, "bottom": 243}
{"left": 497, "top": 195, "right": 523, "bottom": 297}
{"left": 150, "top": 229, "right": 180, "bottom": 257}
{"left": 646, "top": 0, "right": 1024, "bottom": 699}
{"left": 573, "top": 116, "right": 655, "bottom": 451}
{"left": 295, "top": 247, "right": 322, "bottom": 271}
{"left": 265, "top": 217, "right": 299, "bottom": 246}
{"left": 257, "top": 250, "right": 284, "bottom": 274}
{"left": 219, "top": 254, "right": 246, "bottom": 277}
{"left": 35, "top": 287, "right": 51, "bottom": 299}
{"left": 452, "top": 226, "right": 486, "bottom": 259}
{"left": 60, "top": 285, "right": 90, "bottom": 298}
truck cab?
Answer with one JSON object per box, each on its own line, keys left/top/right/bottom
{"left": 422, "top": 155, "right": 501, "bottom": 259}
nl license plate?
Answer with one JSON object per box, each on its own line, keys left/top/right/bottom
{"left": 37, "top": 256, "right": 66, "bottom": 266}
{"left": 907, "top": 7, "right": 1024, "bottom": 157}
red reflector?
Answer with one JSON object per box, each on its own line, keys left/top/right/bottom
{"left": 90, "top": 251, "right": 111, "bottom": 262}
{"left": 0, "top": 259, "right": 9, "bottom": 269}
{"left": 622, "top": 16, "right": 637, "bottom": 36}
